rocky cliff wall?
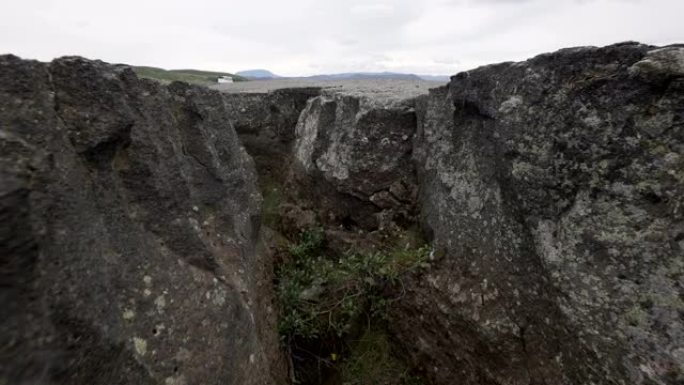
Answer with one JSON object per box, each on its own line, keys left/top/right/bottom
{"left": 0, "top": 55, "right": 285, "bottom": 385}
{"left": 393, "top": 42, "right": 683, "bottom": 385}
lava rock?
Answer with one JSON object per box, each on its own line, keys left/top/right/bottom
{"left": 0, "top": 55, "right": 284, "bottom": 385}
{"left": 394, "top": 42, "right": 684, "bottom": 385}
{"left": 292, "top": 93, "right": 418, "bottom": 231}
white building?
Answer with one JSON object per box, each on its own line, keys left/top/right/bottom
{"left": 217, "top": 75, "right": 234, "bottom": 84}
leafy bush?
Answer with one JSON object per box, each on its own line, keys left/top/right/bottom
{"left": 276, "top": 226, "right": 430, "bottom": 349}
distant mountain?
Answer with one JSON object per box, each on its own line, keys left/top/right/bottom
{"left": 303, "top": 72, "right": 421, "bottom": 81}
{"left": 418, "top": 74, "right": 451, "bottom": 82}
{"left": 236, "top": 69, "right": 281, "bottom": 79}
{"left": 133, "top": 66, "right": 246, "bottom": 85}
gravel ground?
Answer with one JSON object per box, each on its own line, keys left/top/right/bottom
{"left": 211, "top": 78, "right": 447, "bottom": 105}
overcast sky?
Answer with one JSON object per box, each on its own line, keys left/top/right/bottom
{"left": 1, "top": 0, "right": 682, "bottom": 76}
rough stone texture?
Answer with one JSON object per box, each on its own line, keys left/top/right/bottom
{"left": 391, "top": 42, "right": 684, "bottom": 385}
{"left": 218, "top": 78, "right": 439, "bottom": 238}
{"left": 292, "top": 93, "right": 419, "bottom": 231}
{"left": 0, "top": 55, "right": 284, "bottom": 385}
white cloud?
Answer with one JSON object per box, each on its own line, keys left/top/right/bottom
{"left": 0, "top": 0, "right": 682, "bottom": 76}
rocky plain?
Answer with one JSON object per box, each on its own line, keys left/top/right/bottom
{"left": 1, "top": 42, "right": 683, "bottom": 385}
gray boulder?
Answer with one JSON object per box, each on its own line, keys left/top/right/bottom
{"left": 293, "top": 93, "right": 418, "bottom": 231}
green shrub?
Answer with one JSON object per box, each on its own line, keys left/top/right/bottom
{"left": 276, "top": 226, "right": 430, "bottom": 346}
{"left": 276, "top": 227, "right": 430, "bottom": 383}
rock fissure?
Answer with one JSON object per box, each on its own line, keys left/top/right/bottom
{"left": 2, "top": 41, "right": 684, "bottom": 385}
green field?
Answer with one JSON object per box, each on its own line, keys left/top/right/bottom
{"left": 132, "top": 66, "right": 247, "bottom": 86}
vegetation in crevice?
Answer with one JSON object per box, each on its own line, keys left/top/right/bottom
{"left": 276, "top": 227, "right": 430, "bottom": 384}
